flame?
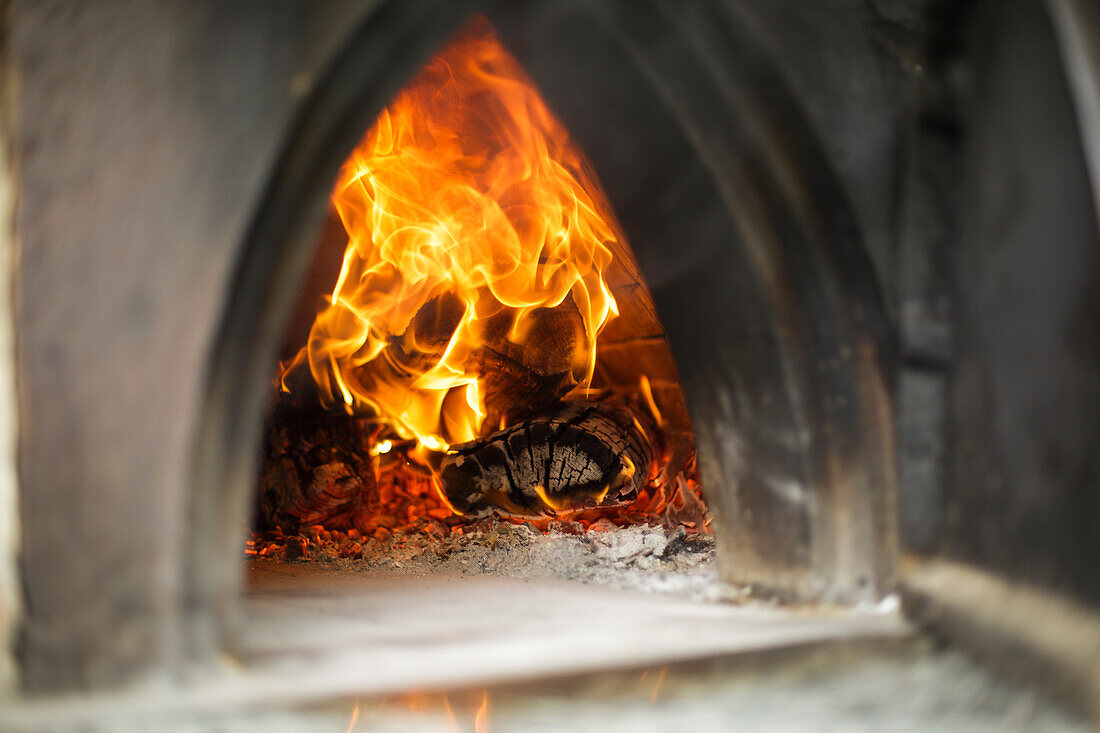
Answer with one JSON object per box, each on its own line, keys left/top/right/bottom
{"left": 369, "top": 439, "right": 393, "bottom": 456}
{"left": 442, "top": 695, "right": 460, "bottom": 732}
{"left": 347, "top": 699, "right": 360, "bottom": 732}
{"left": 650, "top": 665, "right": 667, "bottom": 704}
{"left": 474, "top": 691, "right": 490, "bottom": 733}
{"left": 283, "top": 17, "right": 619, "bottom": 450}
{"left": 638, "top": 375, "right": 664, "bottom": 427}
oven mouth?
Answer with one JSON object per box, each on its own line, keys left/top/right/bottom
{"left": 250, "top": 17, "right": 710, "bottom": 563}
{"left": 186, "top": 0, "right": 895, "bottom": 693}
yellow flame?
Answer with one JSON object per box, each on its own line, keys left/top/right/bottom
{"left": 442, "top": 695, "right": 459, "bottom": 732}
{"left": 475, "top": 691, "right": 490, "bottom": 733}
{"left": 639, "top": 375, "right": 663, "bottom": 427}
{"left": 533, "top": 485, "right": 566, "bottom": 513}
{"left": 621, "top": 454, "right": 636, "bottom": 480}
{"left": 651, "top": 665, "right": 667, "bottom": 704}
{"left": 283, "top": 17, "right": 619, "bottom": 451}
{"left": 431, "top": 475, "right": 464, "bottom": 517}
{"left": 346, "top": 699, "right": 360, "bottom": 732}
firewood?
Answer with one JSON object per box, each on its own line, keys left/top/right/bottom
{"left": 277, "top": 294, "right": 588, "bottom": 431}
{"left": 480, "top": 297, "right": 588, "bottom": 378}
{"left": 439, "top": 400, "right": 655, "bottom": 516}
{"left": 472, "top": 346, "right": 573, "bottom": 431}
{"left": 256, "top": 406, "right": 378, "bottom": 532}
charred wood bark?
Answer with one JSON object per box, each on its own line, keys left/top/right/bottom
{"left": 473, "top": 347, "right": 574, "bottom": 432}
{"left": 256, "top": 406, "right": 377, "bottom": 532}
{"left": 440, "top": 400, "right": 656, "bottom": 516}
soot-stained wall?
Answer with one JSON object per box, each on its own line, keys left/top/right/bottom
{"left": 7, "top": 0, "right": 336, "bottom": 690}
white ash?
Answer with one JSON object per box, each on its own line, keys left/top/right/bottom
{"left": 323, "top": 521, "right": 737, "bottom": 601}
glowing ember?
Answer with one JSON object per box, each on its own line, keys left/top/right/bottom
{"left": 281, "top": 17, "right": 619, "bottom": 452}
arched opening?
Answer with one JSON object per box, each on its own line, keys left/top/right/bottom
{"left": 256, "top": 18, "right": 706, "bottom": 548}
{"left": 189, "top": 0, "right": 894, "bottom": 684}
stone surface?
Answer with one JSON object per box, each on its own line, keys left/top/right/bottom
{"left": 943, "top": 0, "right": 1100, "bottom": 606}
{"left": 0, "top": 633, "right": 1085, "bottom": 732}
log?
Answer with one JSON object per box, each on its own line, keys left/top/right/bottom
{"left": 472, "top": 346, "right": 573, "bottom": 433}
{"left": 256, "top": 406, "right": 378, "bottom": 532}
{"left": 439, "top": 400, "right": 656, "bottom": 516}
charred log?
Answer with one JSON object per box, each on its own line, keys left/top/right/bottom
{"left": 256, "top": 406, "right": 377, "bottom": 532}
{"left": 472, "top": 347, "right": 574, "bottom": 431}
{"left": 439, "top": 400, "right": 656, "bottom": 516}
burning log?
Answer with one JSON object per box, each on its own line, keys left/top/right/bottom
{"left": 474, "top": 296, "right": 589, "bottom": 430}
{"left": 277, "top": 293, "right": 588, "bottom": 440}
{"left": 439, "top": 400, "right": 656, "bottom": 516}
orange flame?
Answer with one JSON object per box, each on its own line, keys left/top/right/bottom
{"left": 283, "top": 18, "right": 619, "bottom": 450}
{"left": 346, "top": 698, "right": 360, "bottom": 732}
{"left": 474, "top": 691, "right": 490, "bottom": 733}
{"left": 650, "top": 665, "right": 667, "bottom": 704}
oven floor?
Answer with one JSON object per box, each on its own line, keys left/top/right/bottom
{"left": 237, "top": 561, "right": 904, "bottom": 702}
{"left": 0, "top": 566, "right": 1085, "bottom": 731}
{"left": 180, "top": 639, "right": 1088, "bottom": 732}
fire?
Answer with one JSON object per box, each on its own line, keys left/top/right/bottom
{"left": 346, "top": 699, "right": 360, "bottom": 732}
{"left": 475, "top": 691, "right": 490, "bottom": 733}
{"left": 282, "top": 17, "right": 620, "bottom": 451}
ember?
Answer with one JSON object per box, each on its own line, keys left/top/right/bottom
{"left": 254, "top": 16, "right": 708, "bottom": 546}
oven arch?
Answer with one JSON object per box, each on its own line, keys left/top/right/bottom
{"left": 190, "top": 0, "right": 895, "bottom": 661}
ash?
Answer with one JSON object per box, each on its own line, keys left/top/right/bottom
{"left": 325, "top": 521, "right": 730, "bottom": 601}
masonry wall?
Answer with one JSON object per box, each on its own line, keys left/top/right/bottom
{"left": 7, "top": 0, "right": 334, "bottom": 690}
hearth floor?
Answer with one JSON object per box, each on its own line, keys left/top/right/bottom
{"left": 10, "top": 525, "right": 1081, "bottom": 732}
{"left": 2, "top": 560, "right": 1088, "bottom": 732}
{"left": 238, "top": 561, "right": 904, "bottom": 702}
{"left": 155, "top": 639, "right": 1090, "bottom": 732}
{"left": 231, "top": 522, "right": 896, "bottom": 703}
{"left": 3, "top": 623, "right": 1086, "bottom": 731}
